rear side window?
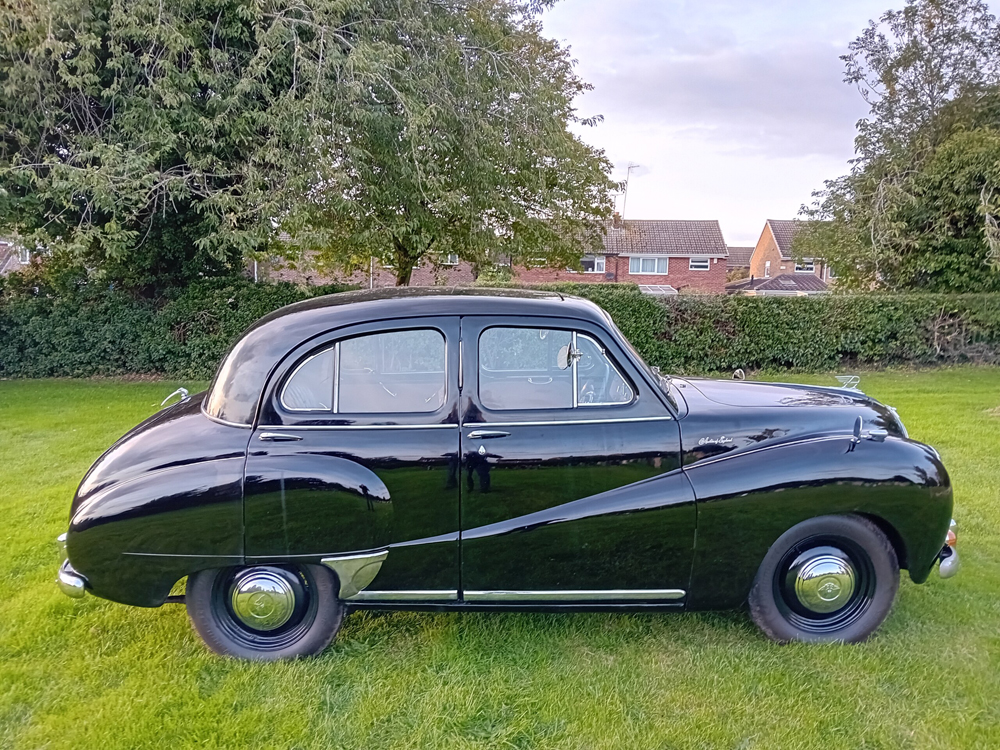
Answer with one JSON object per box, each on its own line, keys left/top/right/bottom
{"left": 479, "top": 327, "right": 633, "bottom": 411}
{"left": 281, "top": 329, "right": 446, "bottom": 414}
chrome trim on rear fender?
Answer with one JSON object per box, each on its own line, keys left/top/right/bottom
{"left": 321, "top": 549, "right": 389, "bottom": 599}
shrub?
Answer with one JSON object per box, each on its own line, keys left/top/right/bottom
{"left": 1, "top": 279, "right": 999, "bottom": 379}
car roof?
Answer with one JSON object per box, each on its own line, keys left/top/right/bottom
{"left": 204, "top": 287, "right": 611, "bottom": 425}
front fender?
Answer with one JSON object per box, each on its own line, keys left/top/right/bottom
{"left": 683, "top": 435, "right": 951, "bottom": 610}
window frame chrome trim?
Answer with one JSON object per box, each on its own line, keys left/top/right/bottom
{"left": 575, "top": 332, "right": 635, "bottom": 408}
{"left": 462, "top": 416, "right": 673, "bottom": 428}
{"left": 463, "top": 589, "right": 686, "bottom": 602}
{"left": 280, "top": 346, "right": 337, "bottom": 413}
{"left": 258, "top": 422, "right": 459, "bottom": 430}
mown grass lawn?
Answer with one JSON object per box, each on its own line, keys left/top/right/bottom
{"left": 1, "top": 368, "right": 998, "bottom": 749}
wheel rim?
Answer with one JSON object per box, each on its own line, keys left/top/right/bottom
{"left": 773, "top": 537, "right": 876, "bottom": 634}
{"left": 211, "top": 566, "right": 319, "bottom": 652}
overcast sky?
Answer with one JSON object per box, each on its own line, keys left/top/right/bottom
{"left": 542, "top": 0, "right": 901, "bottom": 245}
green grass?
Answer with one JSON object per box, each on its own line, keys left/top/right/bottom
{"left": 1, "top": 369, "right": 999, "bottom": 749}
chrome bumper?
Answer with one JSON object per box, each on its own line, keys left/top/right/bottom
{"left": 57, "top": 559, "right": 87, "bottom": 598}
{"left": 938, "top": 546, "right": 961, "bottom": 579}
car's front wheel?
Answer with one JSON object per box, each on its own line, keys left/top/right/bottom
{"left": 748, "top": 514, "right": 899, "bottom": 644}
{"left": 186, "top": 564, "right": 344, "bottom": 660}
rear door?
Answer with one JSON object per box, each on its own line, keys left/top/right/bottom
{"left": 244, "top": 317, "right": 461, "bottom": 600}
{"left": 459, "top": 315, "right": 696, "bottom": 603}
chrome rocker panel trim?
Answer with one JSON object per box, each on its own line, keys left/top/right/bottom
{"left": 464, "top": 589, "right": 686, "bottom": 602}
{"left": 348, "top": 590, "right": 459, "bottom": 602}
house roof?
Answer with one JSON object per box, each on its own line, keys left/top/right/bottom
{"left": 604, "top": 220, "right": 728, "bottom": 257}
{"left": 766, "top": 219, "right": 807, "bottom": 260}
{"left": 726, "top": 246, "right": 754, "bottom": 268}
{"left": 726, "top": 273, "right": 829, "bottom": 295}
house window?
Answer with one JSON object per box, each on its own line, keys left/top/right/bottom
{"left": 442, "top": 253, "right": 459, "bottom": 266}
{"left": 629, "top": 256, "right": 669, "bottom": 275}
{"left": 764, "top": 261, "right": 771, "bottom": 278}
{"left": 580, "top": 255, "right": 605, "bottom": 273}
{"left": 826, "top": 265, "right": 837, "bottom": 280}
{"left": 688, "top": 257, "right": 710, "bottom": 271}
{"left": 18, "top": 247, "right": 30, "bottom": 264}
{"left": 795, "top": 260, "right": 815, "bottom": 273}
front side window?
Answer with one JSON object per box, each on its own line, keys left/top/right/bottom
{"left": 281, "top": 329, "right": 446, "bottom": 414}
{"left": 795, "top": 260, "right": 815, "bottom": 273}
{"left": 479, "top": 327, "right": 633, "bottom": 411}
{"left": 629, "top": 256, "right": 669, "bottom": 275}
{"left": 580, "top": 255, "right": 605, "bottom": 273}
{"left": 689, "top": 257, "right": 710, "bottom": 271}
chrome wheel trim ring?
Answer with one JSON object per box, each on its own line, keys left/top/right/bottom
{"left": 790, "top": 552, "right": 857, "bottom": 614}
{"left": 229, "top": 569, "right": 298, "bottom": 632}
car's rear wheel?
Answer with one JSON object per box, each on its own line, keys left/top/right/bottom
{"left": 186, "top": 564, "right": 344, "bottom": 660}
{"left": 748, "top": 515, "right": 899, "bottom": 644}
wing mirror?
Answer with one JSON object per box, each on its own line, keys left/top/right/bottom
{"left": 557, "top": 344, "right": 582, "bottom": 370}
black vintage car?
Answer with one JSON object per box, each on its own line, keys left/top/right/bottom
{"left": 58, "top": 288, "right": 959, "bottom": 659}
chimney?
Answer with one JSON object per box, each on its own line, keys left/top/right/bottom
{"left": 612, "top": 211, "right": 623, "bottom": 229}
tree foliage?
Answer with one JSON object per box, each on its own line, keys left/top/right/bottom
{"left": 0, "top": 0, "right": 615, "bottom": 292}
{"left": 799, "top": 0, "right": 1000, "bottom": 292}
{"left": 296, "top": 0, "right": 617, "bottom": 285}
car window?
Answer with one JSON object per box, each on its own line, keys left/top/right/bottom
{"left": 478, "top": 327, "right": 633, "bottom": 410}
{"left": 281, "top": 328, "right": 446, "bottom": 414}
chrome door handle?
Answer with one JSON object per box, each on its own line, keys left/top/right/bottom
{"left": 466, "top": 430, "right": 511, "bottom": 440}
{"left": 259, "top": 432, "right": 303, "bottom": 442}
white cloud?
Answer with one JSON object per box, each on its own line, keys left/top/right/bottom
{"left": 543, "top": 0, "right": 900, "bottom": 243}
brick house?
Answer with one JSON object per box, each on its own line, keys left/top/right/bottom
{"left": 263, "top": 252, "right": 477, "bottom": 288}
{"left": 748, "top": 219, "right": 834, "bottom": 284}
{"left": 513, "top": 216, "right": 729, "bottom": 294}
{"left": 0, "top": 240, "right": 28, "bottom": 275}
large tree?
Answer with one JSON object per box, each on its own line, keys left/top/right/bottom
{"left": 0, "top": 0, "right": 615, "bottom": 293}
{"left": 293, "top": 0, "right": 616, "bottom": 285}
{"left": 799, "top": 0, "right": 1000, "bottom": 292}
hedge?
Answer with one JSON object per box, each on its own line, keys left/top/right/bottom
{"left": 1, "top": 279, "right": 999, "bottom": 379}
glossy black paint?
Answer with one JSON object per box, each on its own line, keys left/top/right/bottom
{"left": 67, "top": 396, "right": 247, "bottom": 606}
{"left": 64, "top": 288, "right": 953, "bottom": 614}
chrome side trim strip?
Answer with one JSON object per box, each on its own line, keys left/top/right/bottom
{"left": 201, "top": 407, "right": 252, "bottom": 429}
{"left": 321, "top": 549, "right": 389, "bottom": 599}
{"left": 259, "top": 423, "right": 458, "bottom": 431}
{"left": 463, "top": 589, "right": 686, "bottom": 602}
{"left": 348, "top": 590, "right": 459, "bottom": 602}
{"left": 462, "top": 416, "right": 673, "bottom": 428}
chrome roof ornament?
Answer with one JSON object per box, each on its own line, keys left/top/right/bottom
{"left": 835, "top": 375, "right": 861, "bottom": 390}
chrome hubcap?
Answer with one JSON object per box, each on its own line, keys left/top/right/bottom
{"left": 230, "top": 569, "right": 297, "bottom": 631}
{"left": 790, "top": 552, "right": 856, "bottom": 614}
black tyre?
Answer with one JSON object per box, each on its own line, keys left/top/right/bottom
{"left": 185, "top": 564, "right": 344, "bottom": 660}
{"left": 748, "top": 514, "right": 899, "bottom": 644}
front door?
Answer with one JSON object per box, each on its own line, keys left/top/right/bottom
{"left": 458, "top": 316, "right": 696, "bottom": 603}
{"left": 244, "top": 317, "right": 461, "bottom": 600}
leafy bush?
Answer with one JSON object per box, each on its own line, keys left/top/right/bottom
{"left": 2, "top": 280, "right": 999, "bottom": 379}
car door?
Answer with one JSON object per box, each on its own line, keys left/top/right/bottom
{"left": 244, "top": 317, "right": 461, "bottom": 600}
{"left": 459, "top": 315, "right": 696, "bottom": 603}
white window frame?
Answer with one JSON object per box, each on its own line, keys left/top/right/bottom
{"left": 688, "top": 257, "right": 710, "bottom": 271}
{"left": 795, "top": 260, "right": 815, "bottom": 273}
{"left": 764, "top": 260, "right": 771, "bottom": 278}
{"left": 579, "top": 255, "right": 605, "bottom": 274}
{"left": 442, "top": 253, "right": 459, "bottom": 266}
{"left": 628, "top": 256, "right": 669, "bottom": 275}
{"left": 17, "top": 247, "right": 30, "bottom": 264}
